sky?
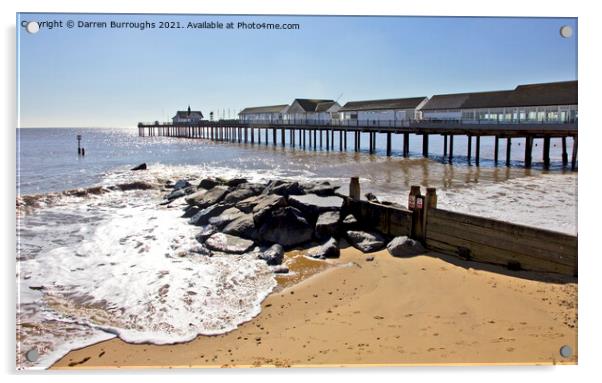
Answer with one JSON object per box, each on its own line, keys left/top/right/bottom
{"left": 17, "top": 13, "right": 577, "bottom": 128}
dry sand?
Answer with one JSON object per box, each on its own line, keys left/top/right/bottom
{"left": 52, "top": 244, "right": 577, "bottom": 368}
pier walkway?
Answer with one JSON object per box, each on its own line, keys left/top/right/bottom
{"left": 137, "top": 119, "right": 578, "bottom": 169}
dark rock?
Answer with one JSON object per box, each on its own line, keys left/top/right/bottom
{"left": 131, "top": 163, "right": 147, "bottom": 171}
{"left": 386, "top": 236, "right": 425, "bottom": 257}
{"left": 252, "top": 194, "right": 287, "bottom": 225}
{"left": 365, "top": 192, "right": 379, "bottom": 202}
{"left": 302, "top": 181, "right": 340, "bottom": 196}
{"left": 258, "top": 206, "right": 313, "bottom": 248}
{"left": 114, "top": 181, "right": 155, "bottom": 191}
{"left": 272, "top": 266, "right": 289, "bottom": 274}
{"left": 257, "top": 244, "right": 284, "bottom": 266}
{"left": 315, "top": 211, "right": 340, "bottom": 239}
{"left": 346, "top": 230, "right": 386, "bottom": 253}
{"left": 223, "top": 186, "right": 260, "bottom": 205}
{"left": 195, "top": 225, "right": 218, "bottom": 242}
{"left": 268, "top": 181, "right": 305, "bottom": 197}
{"left": 189, "top": 244, "right": 213, "bottom": 257}
{"left": 165, "top": 186, "right": 195, "bottom": 201}
{"left": 205, "top": 233, "right": 255, "bottom": 254}
{"left": 222, "top": 213, "right": 257, "bottom": 239}
{"left": 187, "top": 186, "right": 228, "bottom": 208}
{"left": 189, "top": 204, "right": 230, "bottom": 226}
{"left": 185, "top": 189, "right": 208, "bottom": 206}
{"left": 198, "top": 178, "right": 220, "bottom": 190}
{"left": 174, "top": 179, "right": 191, "bottom": 190}
{"left": 207, "top": 207, "right": 246, "bottom": 229}
{"left": 181, "top": 205, "right": 201, "bottom": 218}
{"left": 226, "top": 178, "right": 248, "bottom": 187}
{"left": 342, "top": 214, "right": 359, "bottom": 228}
{"left": 365, "top": 255, "right": 375, "bottom": 262}
{"left": 307, "top": 237, "right": 340, "bottom": 259}
{"left": 288, "top": 194, "right": 343, "bottom": 220}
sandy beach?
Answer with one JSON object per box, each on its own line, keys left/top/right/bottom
{"left": 51, "top": 243, "right": 577, "bottom": 368}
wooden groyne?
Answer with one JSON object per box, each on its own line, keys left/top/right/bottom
{"left": 138, "top": 120, "right": 578, "bottom": 169}
{"left": 338, "top": 179, "right": 577, "bottom": 276}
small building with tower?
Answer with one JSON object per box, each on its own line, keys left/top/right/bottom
{"left": 172, "top": 106, "right": 204, "bottom": 125}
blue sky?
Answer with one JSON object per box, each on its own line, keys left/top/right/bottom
{"left": 17, "top": 14, "right": 577, "bottom": 128}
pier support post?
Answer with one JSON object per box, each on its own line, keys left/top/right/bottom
{"left": 281, "top": 128, "right": 285, "bottom": 147}
{"left": 443, "top": 134, "right": 447, "bottom": 157}
{"left": 344, "top": 130, "right": 347, "bottom": 150}
{"left": 562, "top": 137, "right": 568, "bottom": 166}
{"left": 314, "top": 130, "right": 317, "bottom": 149}
{"left": 448, "top": 135, "right": 454, "bottom": 163}
{"left": 467, "top": 135, "right": 472, "bottom": 164}
{"left": 251, "top": 127, "right": 254, "bottom": 144}
{"left": 354, "top": 132, "right": 359, "bottom": 152}
{"left": 386, "top": 132, "right": 392, "bottom": 156}
{"left": 319, "top": 130, "right": 323, "bottom": 148}
{"left": 272, "top": 128, "right": 276, "bottom": 145}
{"left": 339, "top": 130, "right": 343, "bottom": 151}
{"left": 524, "top": 136, "right": 533, "bottom": 168}
{"left": 506, "top": 138, "right": 512, "bottom": 167}
{"left": 326, "top": 129, "right": 330, "bottom": 150}
{"left": 422, "top": 134, "right": 429, "bottom": 157}
{"left": 543, "top": 136, "right": 551, "bottom": 169}
{"left": 494, "top": 136, "right": 499, "bottom": 165}
{"left": 349, "top": 177, "right": 361, "bottom": 201}
{"left": 369, "top": 132, "right": 374, "bottom": 154}
{"left": 571, "top": 136, "right": 578, "bottom": 170}
{"left": 403, "top": 133, "right": 409, "bottom": 158}
{"left": 475, "top": 136, "right": 481, "bottom": 166}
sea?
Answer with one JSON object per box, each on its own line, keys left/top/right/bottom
{"left": 15, "top": 127, "right": 578, "bottom": 369}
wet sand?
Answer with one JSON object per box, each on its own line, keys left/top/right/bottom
{"left": 51, "top": 245, "right": 577, "bottom": 368}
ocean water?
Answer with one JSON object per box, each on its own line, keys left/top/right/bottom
{"left": 16, "top": 128, "right": 577, "bottom": 369}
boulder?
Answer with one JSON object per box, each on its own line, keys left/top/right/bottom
{"left": 302, "top": 181, "right": 340, "bottom": 196}
{"left": 165, "top": 186, "right": 195, "bottom": 201}
{"left": 257, "top": 244, "right": 284, "bottom": 266}
{"left": 252, "top": 194, "right": 287, "bottom": 225}
{"left": 307, "top": 237, "right": 340, "bottom": 259}
{"left": 223, "top": 186, "right": 260, "bottom": 205}
{"left": 386, "top": 236, "right": 425, "bottom": 257}
{"left": 207, "top": 207, "right": 246, "bottom": 229}
{"left": 268, "top": 181, "right": 304, "bottom": 197}
{"left": 342, "top": 214, "right": 359, "bottom": 228}
{"left": 315, "top": 210, "right": 340, "bottom": 239}
{"left": 185, "top": 189, "right": 208, "bottom": 206}
{"left": 226, "top": 178, "right": 248, "bottom": 187}
{"left": 174, "top": 179, "right": 191, "bottom": 190}
{"left": 189, "top": 244, "right": 213, "bottom": 257}
{"left": 222, "top": 213, "right": 257, "bottom": 239}
{"left": 188, "top": 186, "right": 228, "bottom": 208}
{"left": 272, "top": 266, "right": 289, "bottom": 274}
{"left": 198, "top": 178, "right": 220, "bottom": 190}
{"left": 189, "top": 204, "right": 230, "bottom": 226}
{"left": 288, "top": 194, "right": 343, "bottom": 220}
{"left": 205, "top": 233, "right": 255, "bottom": 254}
{"left": 195, "top": 225, "right": 218, "bottom": 242}
{"left": 131, "top": 163, "right": 147, "bottom": 171}
{"left": 346, "top": 230, "right": 386, "bottom": 253}
{"left": 258, "top": 207, "right": 313, "bottom": 248}
{"left": 181, "top": 205, "right": 201, "bottom": 218}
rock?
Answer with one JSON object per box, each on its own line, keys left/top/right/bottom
{"left": 189, "top": 245, "right": 213, "bottom": 257}
{"left": 268, "top": 181, "right": 304, "bottom": 196}
{"left": 189, "top": 204, "right": 230, "bottom": 226}
{"left": 114, "top": 181, "right": 155, "bottom": 191}
{"left": 386, "top": 236, "right": 425, "bottom": 257}
{"left": 223, "top": 186, "right": 260, "bottom": 205}
{"left": 222, "top": 213, "right": 257, "bottom": 239}
{"left": 185, "top": 189, "right": 208, "bottom": 205}
{"left": 342, "top": 214, "right": 359, "bottom": 228}
{"left": 272, "top": 266, "right": 289, "bottom": 274}
{"left": 315, "top": 210, "right": 340, "bottom": 239}
{"left": 252, "top": 194, "right": 287, "bottom": 225}
{"left": 288, "top": 194, "right": 343, "bottom": 220}
{"left": 226, "top": 178, "right": 248, "bottom": 187}
{"left": 198, "top": 178, "right": 220, "bottom": 190}
{"left": 307, "top": 237, "right": 340, "bottom": 259}
{"left": 205, "top": 233, "right": 255, "bottom": 254}
{"left": 165, "top": 186, "right": 195, "bottom": 201}
{"left": 181, "top": 205, "right": 201, "bottom": 218}
{"left": 365, "top": 255, "right": 375, "bottom": 262}
{"left": 187, "top": 186, "right": 228, "bottom": 208}
{"left": 195, "top": 225, "right": 218, "bottom": 242}
{"left": 365, "top": 192, "right": 379, "bottom": 202}
{"left": 131, "top": 163, "right": 147, "bottom": 171}
{"left": 346, "top": 230, "right": 386, "bottom": 253}
{"left": 207, "top": 207, "right": 246, "bottom": 229}
{"left": 258, "top": 207, "right": 313, "bottom": 248}
{"left": 257, "top": 244, "right": 284, "bottom": 266}
{"left": 174, "top": 179, "right": 191, "bottom": 190}
{"left": 302, "top": 181, "right": 340, "bottom": 196}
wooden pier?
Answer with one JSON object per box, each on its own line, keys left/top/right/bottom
{"left": 137, "top": 120, "right": 578, "bottom": 169}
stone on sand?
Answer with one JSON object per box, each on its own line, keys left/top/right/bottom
{"left": 346, "top": 230, "right": 386, "bottom": 253}
{"left": 204, "top": 233, "right": 255, "bottom": 254}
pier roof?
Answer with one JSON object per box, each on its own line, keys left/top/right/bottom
{"left": 421, "top": 80, "right": 577, "bottom": 110}
{"left": 239, "top": 104, "right": 289, "bottom": 114}
{"left": 339, "top": 97, "right": 427, "bottom": 112}
{"left": 293, "top": 99, "right": 337, "bottom": 112}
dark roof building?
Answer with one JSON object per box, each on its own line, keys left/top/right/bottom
{"left": 339, "top": 97, "right": 428, "bottom": 112}
{"left": 291, "top": 99, "right": 337, "bottom": 112}
{"left": 239, "top": 105, "right": 289, "bottom": 114}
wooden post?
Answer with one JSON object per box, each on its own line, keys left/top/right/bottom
{"left": 494, "top": 136, "right": 499, "bottom": 165}
{"left": 349, "top": 177, "right": 361, "bottom": 201}
{"left": 424, "top": 187, "right": 438, "bottom": 239}
{"left": 448, "top": 135, "right": 454, "bottom": 163}
{"left": 403, "top": 132, "right": 409, "bottom": 158}
{"left": 524, "top": 136, "right": 533, "bottom": 168}
{"left": 281, "top": 127, "right": 285, "bottom": 147}
{"left": 506, "top": 137, "right": 512, "bottom": 167}
{"left": 475, "top": 135, "right": 481, "bottom": 166}
{"left": 339, "top": 130, "right": 343, "bottom": 151}
{"left": 409, "top": 185, "right": 424, "bottom": 241}
{"left": 251, "top": 127, "right": 254, "bottom": 144}
{"left": 344, "top": 130, "right": 347, "bottom": 150}
{"left": 543, "top": 136, "right": 551, "bottom": 169}
{"left": 354, "top": 132, "right": 359, "bottom": 152}
{"left": 571, "top": 135, "right": 578, "bottom": 170}
{"left": 467, "top": 135, "right": 472, "bottom": 164}
{"left": 386, "top": 132, "right": 392, "bottom": 156}
{"left": 443, "top": 134, "right": 447, "bottom": 157}
{"left": 326, "top": 129, "right": 330, "bottom": 150}
{"left": 422, "top": 134, "right": 429, "bottom": 157}
{"left": 331, "top": 129, "right": 335, "bottom": 150}
{"left": 314, "top": 130, "right": 317, "bottom": 149}
{"left": 562, "top": 137, "right": 568, "bottom": 166}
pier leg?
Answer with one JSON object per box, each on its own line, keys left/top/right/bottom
{"left": 467, "top": 135, "right": 472, "bottom": 165}
{"left": 272, "top": 128, "right": 276, "bottom": 145}
{"left": 571, "top": 136, "right": 578, "bottom": 170}
{"left": 251, "top": 127, "right": 254, "bottom": 144}
{"left": 290, "top": 129, "right": 294, "bottom": 147}
{"left": 506, "top": 138, "right": 512, "bottom": 167}
{"left": 339, "top": 131, "right": 343, "bottom": 151}
{"left": 403, "top": 133, "right": 409, "bottom": 158}
{"left": 354, "top": 132, "right": 359, "bottom": 152}
{"left": 303, "top": 129, "right": 306, "bottom": 148}
{"left": 319, "top": 130, "right": 323, "bottom": 148}
{"left": 494, "top": 136, "right": 499, "bottom": 165}
{"left": 245, "top": 127, "right": 248, "bottom": 143}
{"left": 524, "top": 136, "right": 533, "bottom": 168}
{"left": 422, "top": 134, "right": 429, "bottom": 157}
{"left": 344, "top": 130, "right": 347, "bottom": 150}
{"left": 475, "top": 136, "right": 481, "bottom": 166}
{"left": 543, "top": 136, "right": 551, "bottom": 169}
{"left": 562, "top": 137, "right": 568, "bottom": 166}
{"left": 443, "top": 134, "right": 447, "bottom": 157}
{"left": 314, "top": 130, "right": 317, "bottom": 149}
{"left": 281, "top": 128, "right": 285, "bottom": 147}
{"left": 386, "top": 132, "right": 392, "bottom": 156}
{"left": 369, "top": 133, "right": 373, "bottom": 154}
{"left": 448, "top": 135, "right": 454, "bottom": 163}
{"left": 326, "top": 129, "right": 330, "bottom": 150}
{"left": 298, "top": 129, "right": 302, "bottom": 145}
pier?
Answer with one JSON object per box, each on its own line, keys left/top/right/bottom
{"left": 138, "top": 119, "right": 578, "bottom": 169}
